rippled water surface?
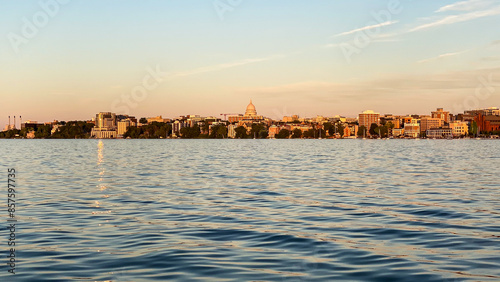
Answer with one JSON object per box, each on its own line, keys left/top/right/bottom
{"left": 1, "top": 139, "right": 499, "bottom": 281}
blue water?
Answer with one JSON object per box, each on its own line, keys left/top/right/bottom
{"left": 1, "top": 139, "right": 499, "bottom": 281}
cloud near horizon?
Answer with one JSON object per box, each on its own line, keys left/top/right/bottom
{"left": 417, "top": 50, "right": 469, "bottom": 64}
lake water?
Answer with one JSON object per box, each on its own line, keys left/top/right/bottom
{"left": 1, "top": 139, "right": 499, "bottom": 281}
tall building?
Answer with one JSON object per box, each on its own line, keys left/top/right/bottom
{"left": 358, "top": 110, "right": 380, "bottom": 131}
{"left": 420, "top": 117, "right": 443, "bottom": 133}
{"left": 91, "top": 112, "right": 118, "bottom": 139}
{"left": 117, "top": 119, "right": 136, "bottom": 137}
{"left": 172, "top": 120, "right": 188, "bottom": 136}
{"left": 431, "top": 108, "right": 450, "bottom": 123}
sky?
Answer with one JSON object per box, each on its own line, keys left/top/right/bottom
{"left": 1, "top": 0, "right": 500, "bottom": 128}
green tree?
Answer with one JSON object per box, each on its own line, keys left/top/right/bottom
{"left": 470, "top": 121, "right": 479, "bottom": 136}
{"left": 375, "top": 125, "right": 388, "bottom": 138}
{"left": 210, "top": 124, "right": 227, "bottom": 139}
{"left": 234, "top": 126, "right": 248, "bottom": 139}
{"left": 323, "top": 122, "right": 334, "bottom": 136}
{"left": 259, "top": 129, "right": 269, "bottom": 139}
{"left": 122, "top": 122, "right": 171, "bottom": 139}
{"left": 369, "top": 123, "right": 378, "bottom": 136}
{"left": 303, "top": 128, "right": 315, "bottom": 138}
{"left": 180, "top": 125, "right": 201, "bottom": 138}
{"left": 202, "top": 120, "right": 209, "bottom": 134}
{"left": 250, "top": 123, "right": 267, "bottom": 139}
{"left": 35, "top": 125, "right": 52, "bottom": 138}
{"left": 291, "top": 128, "right": 302, "bottom": 138}
{"left": 139, "top": 117, "right": 148, "bottom": 124}
{"left": 276, "top": 129, "right": 290, "bottom": 139}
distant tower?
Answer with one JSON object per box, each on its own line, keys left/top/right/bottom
{"left": 20, "top": 115, "right": 22, "bottom": 127}
{"left": 13, "top": 116, "right": 16, "bottom": 130}
{"left": 8, "top": 116, "right": 11, "bottom": 130}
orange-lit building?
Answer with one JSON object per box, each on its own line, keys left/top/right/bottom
{"left": 432, "top": 108, "right": 450, "bottom": 123}
{"left": 449, "top": 121, "right": 469, "bottom": 137}
{"left": 474, "top": 113, "right": 500, "bottom": 132}
{"left": 229, "top": 100, "right": 264, "bottom": 124}
{"left": 358, "top": 110, "right": 380, "bottom": 131}
{"left": 420, "top": 117, "right": 443, "bottom": 133}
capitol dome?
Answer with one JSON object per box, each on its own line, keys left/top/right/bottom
{"left": 245, "top": 99, "right": 257, "bottom": 116}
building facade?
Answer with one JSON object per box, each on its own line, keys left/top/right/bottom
{"left": 427, "top": 128, "right": 453, "bottom": 139}
{"left": 431, "top": 108, "right": 450, "bottom": 123}
{"left": 449, "top": 121, "right": 469, "bottom": 137}
{"left": 404, "top": 120, "right": 420, "bottom": 138}
{"left": 358, "top": 110, "right": 380, "bottom": 132}
{"left": 420, "top": 117, "right": 443, "bottom": 133}
{"left": 91, "top": 112, "right": 118, "bottom": 139}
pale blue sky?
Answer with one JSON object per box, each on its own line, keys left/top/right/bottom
{"left": 1, "top": 0, "right": 499, "bottom": 127}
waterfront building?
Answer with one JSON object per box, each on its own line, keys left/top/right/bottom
{"left": 427, "top": 128, "right": 453, "bottom": 139}
{"left": 420, "top": 116, "right": 443, "bottom": 133}
{"left": 348, "top": 124, "right": 358, "bottom": 137}
{"left": 343, "top": 126, "right": 351, "bottom": 137}
{"left": 449, "top": 121, "right": 469, "bottom": 137}
{"left": 358, "top": 110, "right": 380, "bottom": 131}
{"left": 268, "top": 125, "right": 280, "bottom": 138}
{"left": 404, "top": 120, "right": 420, "bottom": 138}
{"left": 172, "top": 120, "right": 188, "bottom": 136}
{"left": 474, "top": 113, "right": 500, "bottom": 132}
{"left": 393, "top": 128, "right": 404, "bottom": 137}
{"left": 228, "top": 124, "right": 237, "bottom": 138}
{"left": 117, "top": 119, "right": 136, "bottom": 137}
{"left": 21, "top": 120, "right": 45, "bottom": 131}
{"left": 91, "top": 112, "right": 118, "bottom": 139}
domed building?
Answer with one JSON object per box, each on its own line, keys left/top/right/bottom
{"left": 228, "top": 99, "right": 264, "bottom": 124}
{"left": 245, "top": 100, "right": 257, "bottom": 117}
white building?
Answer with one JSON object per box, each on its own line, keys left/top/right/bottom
{"left": 91, "top": 112, "right": 118, "bottom": 139}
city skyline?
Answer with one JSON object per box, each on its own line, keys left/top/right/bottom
{"left": 2, "top": 101, "right": 500, "bottom": 130}
{"left": 2, "top": 0, "right": 500, "bottom": 128}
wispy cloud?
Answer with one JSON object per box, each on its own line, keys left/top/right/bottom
{"left": 167, "top": 55, "right": 285, "bottom": 79}
{"left": 417, "top": 50, "right": 468, "bottom": 64}
{"left": 410, "top": 6, "right": 500, "bottom": 32}
{"left": 436, "top": 0, "right": 494, "bottom": 13}
{"left": 333, "top": 20, "right": 398, "bottom": 38}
